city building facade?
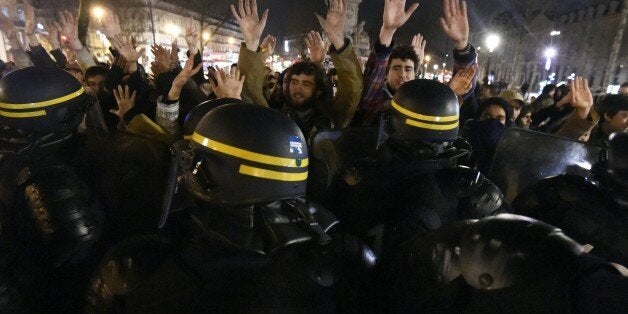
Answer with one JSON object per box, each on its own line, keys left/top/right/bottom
{"left": 472, "top": 0, "right": 627, "bottom": 95}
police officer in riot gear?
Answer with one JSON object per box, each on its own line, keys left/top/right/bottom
{"left": 513, "top": 131, "right": 628, "bottom": 266}
{"left": 459, "top": 214, "right": 628, "bottom": 312}
{"left": 0, "top": 66, "right": 105, "bottom": 311}
{"left": 388, "top": 214, "right": 628, "bottom": 312}
{"left": 87, "top": 103, "right": 376, "bottom": 313}
{"left": 316, "top": 79, "right": 508, "bottom": 254}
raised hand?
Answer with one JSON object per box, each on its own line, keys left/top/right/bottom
{"left": 439, "top": 0, "right": 469, "bottom": 50}
{"left": 111, "top": 85, "right": 136, "bottom": 120}
{"left": 448, "top": 65, "right": 476, "bottom": 97}
{"left": 214, "top": 67, "right": 245, "bottom": 99}
{"left": 231, "top": 0, "right": 269, "bottom": 51}
{"left": 54, "top": 10, "right": 83, "bottom": 50}
{"left": 260, "top": 34, "right": 276, "bottom": 59}
{"left": 168, "top": 52, "right": 203, "bottom": 101}
{"left": 99, "top": 10, "right": 122, "bottom": 40}
{"left": 42, "top": 22, "right": 61, "bottom": 50}
{"left": 111, "top": 34, "right": 142, "bottom": 73}
{"left": 184, "top": 17, "right": 199, "bottom": 55}
{"left": 411, "top": 33, "right": 426, "bottom": 64}
{"left": 0, "top": 10, "right": 16, "bottom": 39}
{"left": 306, "top": 31, "right": 328, "bottom": 64}
{"left": 111, "top": 34, "right": 137, "bottom": 60}
{"left": 24, "top": 2, "right": 38, "bottom": 45}
{"left": 568, "top": 76, "right": 593, "bottom": 119}
{"left": 380, "top": 0, "right": 419, "bottom": 46}
{"left": 315, "top": 0, "right": 347, "bottom": 50}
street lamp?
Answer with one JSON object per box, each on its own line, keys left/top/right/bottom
{"left": 91, "top": 6, "right": 105, "bottom": 23}
{"left": 423, "top": 55, "right": 431, "bottom": 78}
{"left": 166, "top": 24, "right": 181, "bottom": 40}
{"left": 202, "top": 32, "right": 211, "bottom": 41}
{"left": 484, "top": 33, "right": 500, "bottom": 84}
{"left": 544, "top": 47, "right": 557, "bottom": 82}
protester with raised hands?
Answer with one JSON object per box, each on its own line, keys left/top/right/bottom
{"left": 356, "top": 0, "right": 478, "bottom": 127}
{"left": 354, "top": 0, "right": 420, "bottom": 126}
{"left": 234, "top": 0, "right": 362, "bottom": 140}
{"left": 19, "top": 1, "right": 58, "bottom": 68}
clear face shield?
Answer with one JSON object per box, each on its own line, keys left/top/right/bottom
{"left": 78, "top": 89, "right": 109, "bottom": 138}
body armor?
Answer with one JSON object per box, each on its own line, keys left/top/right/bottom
{"left": 312, "top": 128, "right": 507, "bottom": 254}
{"left": 86, "top": 200, "right": 376, "bottom": 313}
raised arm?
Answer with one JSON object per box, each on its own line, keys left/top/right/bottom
{"left": 555, "top": 77, "right": 599, "bottom": 140}
{"left": 232, "top": 0, "right": 269, "bottom": 106}
{"left": 316, "top": 0, "right": 362, "bottom": 127}
{"left": 440, "top": 0, "right": 476, "bottom": 100}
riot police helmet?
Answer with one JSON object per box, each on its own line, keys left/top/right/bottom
{"left": 459, "top": 214, "right": 583, "bottom": 290}
{"left": 387, "top": 79, "right": 459, "bottom": 143}
{"left": 185, "top": 103, "right": 309, "bottom": 205}
{"left": 0, "top": 66, "right": 89, "bottom": 137}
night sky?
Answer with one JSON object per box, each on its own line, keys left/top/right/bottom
{"left": 252, "top": 0, "right": 600, "bottom": 59}
{"left": 44, "top": 0, "right": 602, "bottom": 58}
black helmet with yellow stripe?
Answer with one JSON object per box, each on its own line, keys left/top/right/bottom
{"left": 388, "top": 79, "right": 459, "bottom": 143}
{"left": 0, "top": 66, "right": 89, "bottom": 138}
{"left": 186, "top": 103, "right": 308, "bottom": 205}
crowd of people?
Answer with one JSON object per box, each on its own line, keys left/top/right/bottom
{"left": 0, "top": 0, "right": 626, "bottom": 312}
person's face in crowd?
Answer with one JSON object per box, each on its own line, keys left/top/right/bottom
{"left": 288, "top": 73, "right": 317, "bottom": 106}
{"left": 85, "top": 74, "right": 106, "bottom": 92}
{"left": 481, "top": 104, "right": 507, "bottom": 125}
{"left": 530, "top": 96, "right": 536, "bottom": 103}
{"left": 619, "top": 86, "right": 628, "bottom": 95}
{"left": 507, "top": 100, "right": 522, "bottom": 120}
{"left": 605, "top": 110, "right": 628, "bottom": 133}
{"left": 548, "top": 88, "right": 556, "bottom": 96}
{"left": 387, "top": 58, "right": 415, "bottom": 91}
{"left": 579, "top": 131, "right": 591, "bottom": 142}
{"left": 519, "top": 112, "right": 532, "bottom": 128}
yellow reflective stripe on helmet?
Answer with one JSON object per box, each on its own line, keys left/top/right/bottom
{"left": 405, "top": 118, "right": 459, "bottom": 130}
{"left": 391, "top": 100, "right": 458, "bottom": 122}
{"left": 0, "top": 88, "right": 85, "bottom": 110}
{"left": 239, "top": 164, "right": 308, "bottom": 182}
{"left": 0, "top": 109, "right": 46, "bottom": 118}
{"left": 192, "top": 132, "right": 308, "bottom": 168}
